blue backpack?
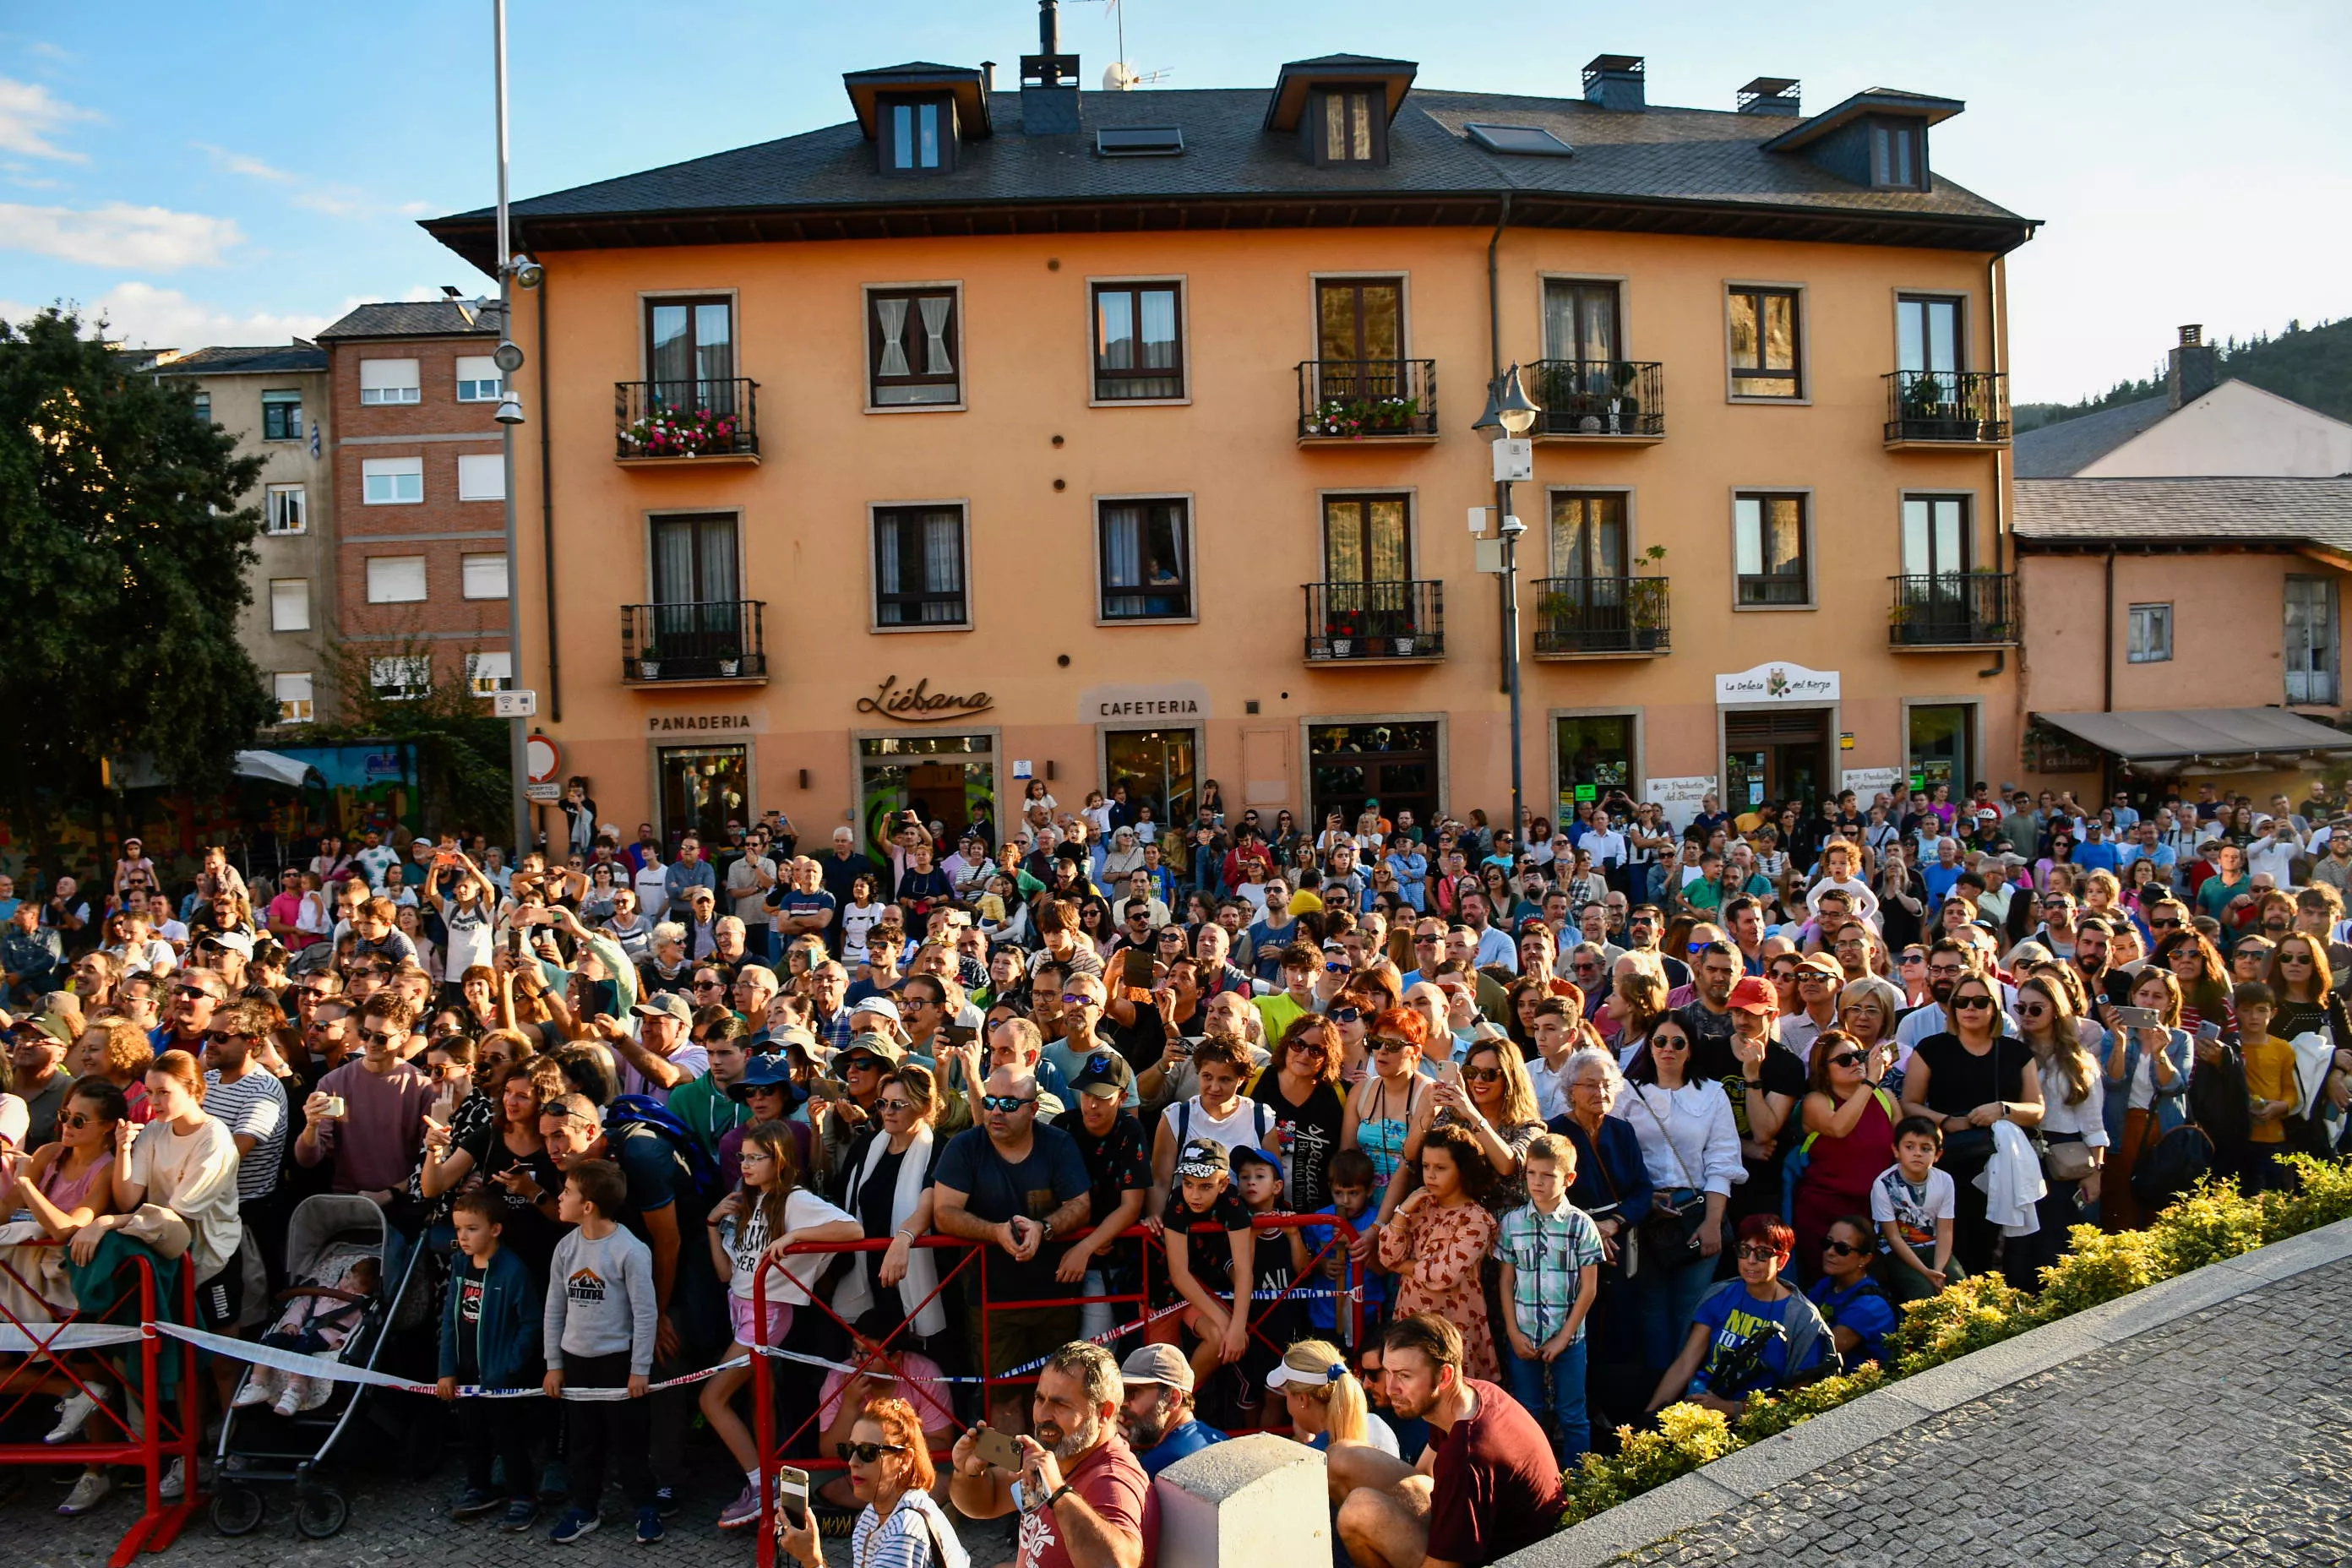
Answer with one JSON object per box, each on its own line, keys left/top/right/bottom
{"left": 604, "top": 1094, "right": 723, "bottom": 1209}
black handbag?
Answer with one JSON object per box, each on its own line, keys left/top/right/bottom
{"left": 1629, "top": 1087, "right": 1712, "bottom": 1266}
{"left": 2130, "top": 1115, "right": 2213, "bottom": 1212}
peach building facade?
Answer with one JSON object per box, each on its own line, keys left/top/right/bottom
{"left": 427, "top": 49, "right": 2034, "bottom": 852}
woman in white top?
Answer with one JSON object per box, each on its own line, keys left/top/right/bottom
{"left": 1152, "top": 1037, "right": 1274, "bottom": 1219}
{"left": 630, "top": 847, "right": 668, "bottom": 917}
{"left": 1609, "top": 1015, "right": 1741, "bottom": 1372}
{"left": 1099, "top": 826, "right": 1147, "bottom": 881}
{"left": 2009, "top": 974, "right": 2110, "bottom": 1288}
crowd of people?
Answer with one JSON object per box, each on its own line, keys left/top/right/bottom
{"left": 1, "top": 768, "right": 2349, "bottom": 1568}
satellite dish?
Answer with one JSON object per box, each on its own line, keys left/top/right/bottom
{"left": 1102, "top": 60, "right": 1140, "bottom": 91}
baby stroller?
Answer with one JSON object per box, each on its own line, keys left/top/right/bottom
{"left": 210, "top": 1194, "right": 428, "bottom": 1538}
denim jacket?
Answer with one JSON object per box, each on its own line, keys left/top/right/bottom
{"left": 2101, "top": 1025, "right": 2195, "bottom": 1145}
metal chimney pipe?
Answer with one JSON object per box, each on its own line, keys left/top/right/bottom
{"left": 1039, "top": 0, "right": 1059, "bottom": 56}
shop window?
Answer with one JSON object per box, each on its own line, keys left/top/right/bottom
{"left": 1555, "top": 716, "right": 1636, "bottom": 819}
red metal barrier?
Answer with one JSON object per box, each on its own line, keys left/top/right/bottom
{"left": 747, "top": 1214, "right": 1363, "bottom": 1561}
{"left": 0, "top": 1242, "right": 201, "bottom": 1564}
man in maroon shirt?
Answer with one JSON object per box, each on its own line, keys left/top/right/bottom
{"left": 1331, "top": 1312, "right": 1565, "bottom": 1568}
{"left": 950, "top": 1340, "right": 1157, "bottom": 1568}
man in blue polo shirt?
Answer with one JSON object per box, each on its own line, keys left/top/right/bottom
{"left": 1116, "top": 1343, "right": 1226, "bottom": 1478}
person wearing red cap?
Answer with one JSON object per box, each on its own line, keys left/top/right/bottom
{"left": 1716, "top": 975, "right": 1805, "bottom": 1224}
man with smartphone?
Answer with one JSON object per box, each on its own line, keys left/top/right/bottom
{"left": 950, "top": 1341, "right": 1154, "bottom": 1568}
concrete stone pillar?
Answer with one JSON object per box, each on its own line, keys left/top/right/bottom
{"left": 1152, "top": 1433, "right": 1329, "bottom": 1568}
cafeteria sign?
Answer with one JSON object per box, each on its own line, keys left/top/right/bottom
{"left": 1714, "top": 661, "right": 1839, "bottom": 705}
{"left": 857, "top": 674, "right": 995, "bottom": 725}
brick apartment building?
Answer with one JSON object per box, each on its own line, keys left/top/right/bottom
{"left": 316, "top": 298, "right": 513, "bottom": 705}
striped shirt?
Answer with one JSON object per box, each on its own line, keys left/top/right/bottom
{"left": 847, "top": 1490, "right": 968, "bottom": 1568}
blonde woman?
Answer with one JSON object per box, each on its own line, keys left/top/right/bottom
{"left": 1268, "top": 1339, "right": 1397, "bottom": 1456}
{"left": 2010, "top": 974, "right": 2108, "bottom": 1286}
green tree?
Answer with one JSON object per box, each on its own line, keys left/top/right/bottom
{"left": 0, "top": 307, "right": 275, "bottom": 876}
{"left": 311, "top": 637, "right": 513, "bottom": 841}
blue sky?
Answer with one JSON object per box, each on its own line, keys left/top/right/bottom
{"left": 3, "top": 0, "right": 2345, "bottom": 400}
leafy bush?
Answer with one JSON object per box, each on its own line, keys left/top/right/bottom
{"left": 1892, "top": 1272, "right": 2043, "bottom": 1375}
{"left": 1549, "top": 1162, "right": 2352, "bottom": 1538}
{"left": 1733, "top": 1364, "right": 1888, "bottom": 1444}
{"left": 1559, "top": 1403, "right": 1735, "bottom": 1527}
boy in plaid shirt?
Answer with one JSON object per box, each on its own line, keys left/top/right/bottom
{"left": 1496, "top": 1133, "right": 1605, "bottom": 1459}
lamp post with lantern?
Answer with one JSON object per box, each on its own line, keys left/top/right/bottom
{"left": 1474, "top": 364, "right": 1542, "bottom": 836}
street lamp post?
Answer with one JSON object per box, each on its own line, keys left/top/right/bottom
{"left": 492, "top": 0, "right": 531, "bottom": 861}
{"left": 1474, "top": 364, "right": 1543, "bottom": 836}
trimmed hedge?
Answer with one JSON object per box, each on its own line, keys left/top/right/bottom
{"left": 1554, "top": 1156, "right": 2352, "bottom": 1527}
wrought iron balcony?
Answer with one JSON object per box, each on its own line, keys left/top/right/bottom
{"left": 614, "top": 378, "right": 760, "bottom": 462}
{"left": 1884, "top": 370, "right": 2008, "bottom": 445}
{"left": 1529, "top": 359, "right": 1664, "bottom": 439}
{"left": 1297, "top": 359, "right": 1438, "bottom": 441}
{"left": 1533, "top": 576, "right": 1670, "bottom": 656}
{"left": 621, "top": 600, "right": 768, "bottom": 682}
{"left": 1304, "top": 580, "right": 1444, "bottom": 662}
{"left": 1888, "top": 573, "right": 2017, "bottom": 648}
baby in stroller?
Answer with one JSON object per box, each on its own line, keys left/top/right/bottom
{"left": 231, "top": 1246, "right": 381, "bottom": 1418}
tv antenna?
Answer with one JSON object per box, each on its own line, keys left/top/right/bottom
{"left": 1072, "top": 0, "right": 1171, "bottom": 89}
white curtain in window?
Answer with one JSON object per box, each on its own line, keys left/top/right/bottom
{"left": 923, "top": 512, "right": 960, "bottom": 622}
{"left": 918, "top": 296, "right": 953, "bottom": 375}
{"left": 1140, "top": 291, "right": 1177, "bottom": 369}
{"left": 877, "top": 298, "right": 912, "bottom": 378}
{"left": 877, "top": 521, "right": 902, "bottom": 599}
{"left": 1102, "top": 505, "right": 1142, "bottom": 587}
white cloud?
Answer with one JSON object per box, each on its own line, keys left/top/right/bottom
{"left": 192, "top": 142, "right": 295, "bottom": 184}
{"left": 0, "top": 281, "right": 331, "bottom": 349}
{"left": 0, "top": 200, "right": 241, "bottom": 269}
{"left": 0, "top": 76, "right": 98, "bottom": 161}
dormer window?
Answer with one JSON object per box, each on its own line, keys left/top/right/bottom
{"left": 882, "top": 95, "right": 955, "bottom": 174}
{"left": 1315, "top": 88, "right": 1385, "bottom": 166}
{"left": 1870, "top": 119, "right": 1925, "bottom": 188}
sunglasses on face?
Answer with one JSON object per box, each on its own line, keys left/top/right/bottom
{"left": 1950, "top": 995, "right": 1995, "bottom": 1010}
{"left": 979, "top": 1094, "right": 1035, "bottom": 1113}
{"left": 202, "top": 1030, "right": 245, "bottom": 1046}
{"left": 1827, "top": 1051, "right": 1865, "bottom": 1070}
{"left": 1736, "top": 1245, "right": 1783, "bottom": 1262}
{"left": 1371, "top": 1038, "right": 1413, "bottom": 1054}
{"left": 1330, "top": 1006, "right": 1362, "bottom": 1025}
{"left": 1651, "top": 1036, "right": 1690, "bottom": 1053}
{"left": 177, "top": 986, "right": 219, "bottom": 1001}
{"left": 694, "top": 979, "right": 725, "bottom": 991}
{"left": 1287, "top": 1040, "right": 1328, "bottom": 1059}
{"left": 1462, "top": 1065, "right": 1504, "bottom": 1084}
{"left": 876, "top": 1098, "right": 917, "bottom": 1114}
{"left": 836, "top": 1440, "right": 908, "bottom": 1464}
{"left": 1823, "top": 1239, "right": 1866, "bottom": 1257}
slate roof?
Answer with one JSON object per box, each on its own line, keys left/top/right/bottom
{"left": 2012, "top": 394, "right": 2173, "bottom": 477}
{"left": 422, "top": 79, "right": 2032, "bottom": 271}
{"left": 2013, "top": 477, "right": 2352, "bottom": 554}
{"left": 316, "top": 300, "right": 505, "bottom": 340}
{"left": 150, "top": 344, "right": 327, "bottom": 376}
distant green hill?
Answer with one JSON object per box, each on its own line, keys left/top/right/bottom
{"left": 2016, "top": 317, "right": 2351, "bottom": 433}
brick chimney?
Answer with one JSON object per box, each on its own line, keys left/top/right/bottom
{"left": 2168, "top": 324, "right": 2220, "bottom": 410}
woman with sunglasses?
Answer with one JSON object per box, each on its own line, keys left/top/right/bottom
{"left": 2007, "top": 976, "right": 2108, "bottom": 1284}
{"left": 831, "top": 1065, "right": 949, "bottom": 1353}
{"left": 2149, "top": 928, "right": 2230, "bottom": 1037}
{"left": 2098, "top": 967, "right": 2195, "bottom": 1231}
{"left": 1345, "top": 1009, "right": 1431, "bottom": 1221}
{"left": 421, "top": 1056, "right": 564, "bottom": 1274}
{"left": 781, "top": 1391, "right": 966, "bottom": 1567}
{"left": 1645, "top": 1214, "right": 1830, "bottom": 1418}
{"left": 1247, "top": 1015, "right": 1347, "bottom": 1214}
{"left": 1899, "top": 974, "right": 2042, "bottom": 1277}
{"left": 1407, "top": 1028, "right": 1545, "bottom": 1214}
{"left": 2263, "top": 931, "right": 2350, "bottom": 1059}
{"left": 1790, "top": 1029, "right": 1899, "bottom": 1282}
{"left": 1807, "top": 1215, "right": 1897, "bottom": 1369}
{"left": 1612, "top": 1017, "right": 1739, "bottom": 1375}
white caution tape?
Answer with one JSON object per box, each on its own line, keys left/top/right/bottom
{"left": 149, "top": 1320, "right": 743, "bottom": 1402}
{"left": 0, "top": 1322, "right": 148, "bottom": 1354}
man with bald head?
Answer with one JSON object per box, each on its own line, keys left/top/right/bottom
{"left": 934, "top": 1063, "right": 1093, "bottom": 1433}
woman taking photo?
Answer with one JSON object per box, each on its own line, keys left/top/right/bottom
{"left": 778, "top": 1396, "right": 966, "bottom": 1568}
{"left": 1789, "top": 1029, "right": 1899, "bottom": 1282}
{"left": 1250, "top": 1015, "right": 1348, "bottom": 1214}
{"left": 1899, "top": 974, "right": 2043, "bottom": 1277}
{"left": 2156, "top": 929, "right": 2234, "bottom": 1037}
{"left": 1407, "top": 1032, "right": 1545, "bottom": 1214}
{"left": 420, "top": 1058, "right": 564, "bottom": 1276}
{"left": 2009, "top": 976, "right": 2108, "bottom": 1285}
{"left": 828, "top": 1066, "right": 947, "bottom": 1349}
{"left": 2099, "top": 968, "right": 2195, "bottom": 1232}
{"left": 1610, "top": 1016, "right": 1740, "bottom": 1374}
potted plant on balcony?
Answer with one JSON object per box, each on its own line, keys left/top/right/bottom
{"left": 1326, "top": 607, "right": 1365, "bottom": 656}
{"left": 1608, "top": 359, "right": 1642, "bottom": 434}
{"left": 1901, "top": 373, "right": 1951, "bottom": 436}
{"left": 637, "top": 644, "right": 662, "bottom": 680}
{"left": 623, "top": 405, "right": 740, "bottom": 458}
{"left": 713, "top": 642, "right": 743, "bottom": 678}
{"left": 1629, "top": 545, "right": 1669, "bottom": 651}
{"left": 1311, "top": 394, "right": 1421, "bottom": 439}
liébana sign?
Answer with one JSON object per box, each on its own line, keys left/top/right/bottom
{"left": 857, "top": 674, "right": 995, "bottom": 724}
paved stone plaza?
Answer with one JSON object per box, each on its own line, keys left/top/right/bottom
{"left": 1619, "top": 1255, "right": 2352, "bottom": 1568}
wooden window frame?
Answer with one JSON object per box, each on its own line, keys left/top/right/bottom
{"left": 1090, "top": 280, "right": 1188, "bottom": 404}
{"left": 865, "top": 285, "right": 963, "bottom": 411}
{"left": 1094, "top": 494, "right": 1196, "bottom": 624}
{"left": 1724, "top": 283, "right": 1806, "bottom": 402}
{"left": 879, "top": 94, "right": 956, "bottom": 176}
{"left": 869, "top": 501, "right": 973, "bottom": 632}
{"left": 1731, "top": 489, "right": 1813, "bottom": 610}
{"left": 1308, "top": 87, "right": 1388, "bottom": 167}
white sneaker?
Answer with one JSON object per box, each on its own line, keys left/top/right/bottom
{"left": 46, "top": 1387, "right": 106, "bottom": 1445}
{"left": 158, "top": 1458, "right": 185, "bottom": 1501}
{"left": 231, "top": 1378, "right": 273, "bottom": 1408}
{"left": 58, "top": 1471, "right": 111, "bottom": 1516}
